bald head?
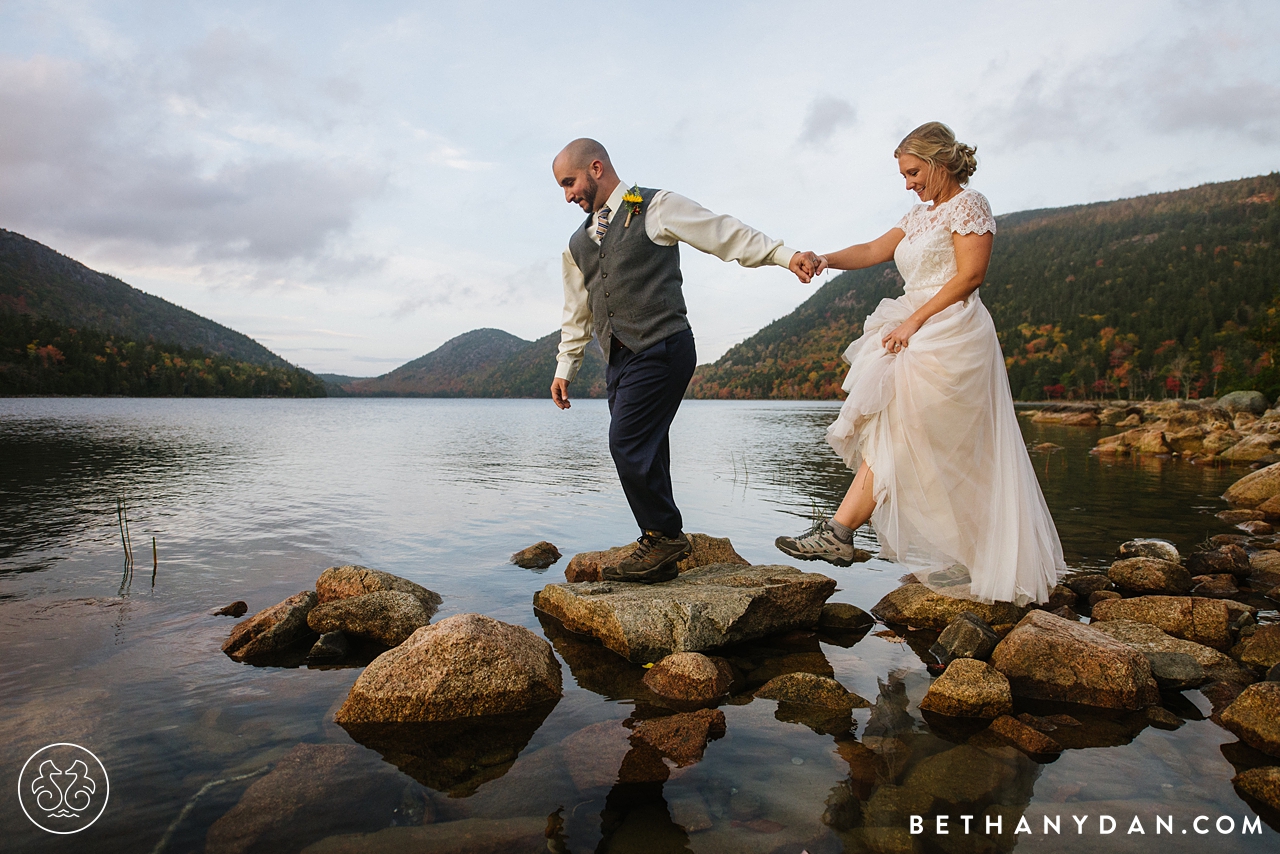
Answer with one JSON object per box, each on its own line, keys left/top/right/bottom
{"left": 555, "top": 138, "right": 611, "bottom": 171}
{"left": 552, "top": 137, "right": 620, "bottom": 214}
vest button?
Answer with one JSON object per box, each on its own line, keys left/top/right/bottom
{"left": 601, "top": 272, "right": 607, "bottom": 278}
{"left": 608, "top": 311, "right": 614, "bottom": 317}
{"left": 604, "top": 291, "right": 609, "bottom": 297}
{"left": 600, "top": 252, "right": 605, "bottom": 259}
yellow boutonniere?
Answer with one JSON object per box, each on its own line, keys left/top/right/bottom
{"left": 622, "top": 186, "right": 643, "bottom": 227}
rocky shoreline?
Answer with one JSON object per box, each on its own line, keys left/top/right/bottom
{"left": 206, "top": 460, "right": 1280, "bottom": 850}
{"left": 1026, "top": 390, "right": 1280, "bottom": 464}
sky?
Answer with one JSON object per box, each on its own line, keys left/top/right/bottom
{"left": 1, "top": 0, "right": 1278, "bottom": 376}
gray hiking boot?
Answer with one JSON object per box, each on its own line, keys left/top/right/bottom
{"left": 605, "top": 531, "right": 691, "bottom": 584}
{"left": 775, "top": 521, "right": 859, "bottom": 567}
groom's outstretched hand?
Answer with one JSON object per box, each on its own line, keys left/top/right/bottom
{"left": 551, "top": 377, "right": 571, "bottom": 410}
{"left": 789, "top": 251, "right": 823, "bottom": 283}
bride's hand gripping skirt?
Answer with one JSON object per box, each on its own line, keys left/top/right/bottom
{"left": 826, "top": 289, "right": 1065, "bottom": 606}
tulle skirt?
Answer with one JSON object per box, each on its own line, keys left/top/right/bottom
{"left": 826, "top": 288, "right": 1065, "bottom": 606}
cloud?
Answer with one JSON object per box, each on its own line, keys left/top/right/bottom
{"left": 0, "top": 53, "right": 388, "bottom": 277}
{"left": 981, "top": 31, "right": 1280, "bottom": 147}
{"left": 799, "top": 96, "right": 857, "bottom": 147}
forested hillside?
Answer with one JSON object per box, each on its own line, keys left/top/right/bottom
{"left": 0, "top": 313, "right": 325, "bottom": 397}
{"left": 689, "top": 173, "right": 1280, "bottom": 401}
{"left": 0, "top": 229, "right": 286, "bottom": 366}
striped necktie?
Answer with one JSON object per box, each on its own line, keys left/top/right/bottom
{"left": 595, "top": 206, "right": 611, "bottom": 241}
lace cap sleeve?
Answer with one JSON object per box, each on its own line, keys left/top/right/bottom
{"left": 894, "top": 209, "right": 911, "bottom": 232}
{"left": 950, "top": 190, "right": 996, "bottom": 236}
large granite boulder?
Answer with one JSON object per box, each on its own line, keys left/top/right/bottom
{"left": 870, "top": 583, "right": 1027, "bottom": 631}
{"left": 1220, "top": 682, "right": 1280, "bottom": 757}
{"left": 642, "top": 652, "right": 731, "bottom": 704}
{"left": 989, "top": 609, "right": 1159, "bottom": 709}
{"left": 335, "top": 613, "right": 561, "bottom": 724}
{"left": 1089, "top": 619, "right": 1246, "bottom": 681}
{"left": 929, "top": 612, "right": 999, "bottom": 665}
{"left": 919, "top": 659, "right": 1011, "bottom": 719}
{"left": 307, "top": 591, "right": 433, "bottom": 647}
{"left": 1218, "top": 390, "right": 1271, "bottom": 415}
{"left": 1107, "top": 557, "right": 1193, "bottom": 594}
{"left": 532, "top": 563, "right": 835, "bottom": 663}
{"left": 818, "top": 602, "right": 875, "bottom": 631}
{"left": 1090, "top": 595, "right": 1239, "bottom": 651}
{"left": 1224, "top": 462, "right": 1280, "bottom": 508}
{"left": 315, "top": 565, "right": 441, "bottom": 613}
{"left": 222, "top": 591, "right": 318, "bottom": 663}
{"left": 1221, "top": 433, "right": 1280, "bottom": 462}
{"left": 563, "top": 533, "right": 751, "bottom": 583}
{"left": 1144, "top": 652, "right": 1206, "bottom": 690}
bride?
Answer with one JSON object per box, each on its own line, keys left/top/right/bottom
{"left": 775, "top": 122, "right": 1064, "bottom": 606}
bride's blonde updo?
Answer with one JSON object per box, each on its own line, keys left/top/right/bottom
{"left": 894, "top": 122, "right": 977, "bottom": 185}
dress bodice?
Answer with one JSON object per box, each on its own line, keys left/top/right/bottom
{"left": 892, "top": 189, "right": 996, "bottom": 292}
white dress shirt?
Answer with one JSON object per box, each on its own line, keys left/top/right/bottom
{"left": 556, "top": 179, "right": 798, "bottom": 382}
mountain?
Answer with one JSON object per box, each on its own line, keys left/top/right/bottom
{"left": 0, "top": 228, "right": 285, "bottom": 366}
{"left": 689, "top": 172, "right": 1280, "bottom": 401}
{"left": 0, "top": 228, "right": 324, "bottom": 397}
{"left": 332, "top": 328, "right": 607, "bottom": 398}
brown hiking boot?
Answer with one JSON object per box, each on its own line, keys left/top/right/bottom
{"left": 605, "top": 531, "right": 691, "bottom": 584}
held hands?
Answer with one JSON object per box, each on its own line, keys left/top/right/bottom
{"left": 881, "top": 317, "right": 923, "bottom": 354}
{"left": 788, "top": 251, "right": 826, "bottom": 284}
{"left": 551, "top": 377, "right": 571, "bottom": 410}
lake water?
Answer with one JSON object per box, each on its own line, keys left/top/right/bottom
{"left": 0, "top": 398, "right": 1275, "bottom": 853}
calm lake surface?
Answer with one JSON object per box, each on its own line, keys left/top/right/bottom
{"left": 1, "top": 398, "right": 1275, "bottom": 853}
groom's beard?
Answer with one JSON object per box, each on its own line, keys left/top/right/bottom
{"left": 583, "top": 175, "right": 599, "bottom": 211}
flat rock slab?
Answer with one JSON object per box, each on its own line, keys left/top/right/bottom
{"left": 533, "top": 563, "right": 835, "bottom": 663}
{"left": 564, "top": 533, "right": 749, "bottom": 583}
{"left": 307, "top": 590, "right": 433, "bottom": 647}
{"left": 1090, "top": 595, "right": 1239, "bottom": 651}
{"left": 989, "top": 609, "right": 1160, "bottom": 710}
{"left": 870, "top": 583, "right": 1027, "bottom": 631}
{"left": 1224, "top": 461, "right": 1280, "bottom": 508}
{"left": 919, "top": 659, "right": 1011, "bottom": 719}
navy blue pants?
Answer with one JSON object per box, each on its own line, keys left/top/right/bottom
{"left": 606, "top": 329, "right": 696, "bottom": 536}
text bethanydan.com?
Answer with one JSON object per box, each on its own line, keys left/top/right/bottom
{"left": 909, "top": 813, "right": 1262, "bottom": 836}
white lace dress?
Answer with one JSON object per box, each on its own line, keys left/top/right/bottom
{"left": 826, "top": 189, "right": 1065, "bottom": 605}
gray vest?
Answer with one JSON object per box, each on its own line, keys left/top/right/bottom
{"left": 568, "top": 187, "right": 689, "bottom": 362}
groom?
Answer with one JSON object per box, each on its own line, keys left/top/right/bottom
{"left": 550, "top": 138, "right": 818, "bottom": 583}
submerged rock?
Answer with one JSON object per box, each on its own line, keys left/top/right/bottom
{"left": 919, "top": 659, "right": 1011, "bottom": 719}
{"left": 628, "top": 708, "right": 726, "bottom": 766}
{"left": 988, "top": 714, "right": 1062, "bottom": 756}
{"left": 818, "top": 602, "right": 874, "bottom": 631}
{"left": 1218, "top": 390, "right": 1271, "bottom": 415}
{"left": 211, "top": 600, "right": 248, "bottom": 617}
{"left": 563, "top": 532, "right": 751, "bottom": 582}
{"left": 315, "top": 565, "right": 441, "bottom": 613}
{"left": 989, "top": 609, "right": 1159, "bottom": 710}
{"left": 754, "top": 672, "right": 869, "bottom": 710}
{"left": 222, "top": 591, "right": 318, "bottom": 663}
{"left": 642, "top": 652, "right": 731, "bottom": 704}
{"left": 1107, "top": 557, "right": 1193, "bottom": 594}
{"left": 307, "top": 591, "right": 433, "bottom": 647}
{"left": 335, "top": 613, "right": 561, "bottom": 724}
{"left": 299, "top": 817, "right": 548, "bottom": 854}
{"left": 510, "top": 541, "right": 561, "bottom": 569}
{"left": 870, "top": 583, "right": 1027, "bottom": 632}
{"left": 1063, "top": 572, "right": 1114, "bottom": 599}
{"left": 1090, "top": 595, "right": 1240, "bottom": 651}
{"left": 929, "top": 612, "right": 999, "bottom": 665}
{"left": 308, "top": 630, "right": 350, "bottom": 660}
{"left": 532, "top": 563, "right": 835, "bottom": 663}
{"left": 205, "top": 743, "right": 403, "bottom": 854}
{"left": 1117, "top": 538, "right": 1181, "bottom": 563}
{"left": 1223, "top": 462, "right": 1280, "bottom": 508}
{"left": 1220, "top": 682, "right": 1280, "bottom": 757}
